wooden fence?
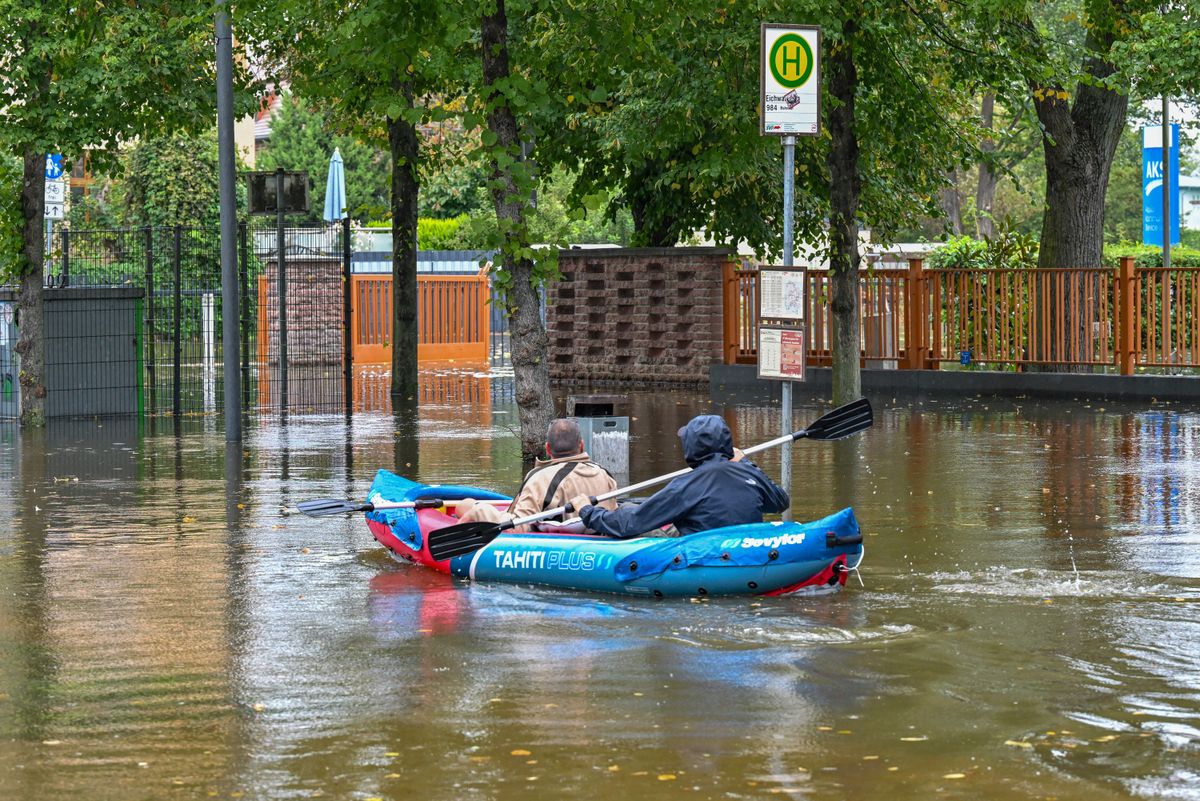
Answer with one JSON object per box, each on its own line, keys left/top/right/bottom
{"left": 723, "top": 257, "right": 1200, "bottom": 373}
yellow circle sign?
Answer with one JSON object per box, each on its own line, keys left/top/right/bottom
{"left": 769, "top": 33, "right": 814, "bottom": 89}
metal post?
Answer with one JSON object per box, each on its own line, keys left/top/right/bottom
{"left": 173, "top": 225, "right": 182, "bottom": 418}
{"left": 216, "top": 1, "right": 242, "bottom": 440}
{"left": 61, "top": 229, "right": 70, "bottom": 287}
{"left": 342, "top": 216, "right": 353, "bottom": 416}
{"left": 145, "top": 227, "right": 156, "bottom": 413}
{"left": 1162, "top": 96, "right": 1171, "bottom": 271}
{"left": 276, "top": 168, "right": 288, "bottom": 413}
{"left": 239, "top": 222, "right": 250, "bottom": 411}
{"left": 780, "top": 134, "right": 795, "bottom": 521}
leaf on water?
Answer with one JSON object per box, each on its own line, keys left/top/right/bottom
{"left": 469, "top": 757, "right": 490, "bottom": 763}
{"left": 42, "top": 740, "right": 61, "bottom": 745}
{"left": 817, "top": 726, "right": 833, "bottom": 732}
{"left": 607, "top": 765, "right": 620, "bottom": 772}
{"left": 943, "top": 773, "right": 966, "bottom": 779}
{"left": 658, "top": 774, "right": 676, "bottom": 781}
{"left": 900, "top": 736, "right": 927, "bottom": 742}
{"left": 863, "top": 755, "right": 879, "bottom": 760}
{"left": 1004, "top": 740, "right": 1033, "bottom": 748}
{"left": 182, "top": 516, "right": 197, "bottom": 523}
{"left": 386, "top": 752, "right": 400, "bottom": 757}
{"left": 511, "top": 749, "right": 532, "bottom": 756}
{"left": 1094, "top": 735, "right": 1119, "bottom": 742}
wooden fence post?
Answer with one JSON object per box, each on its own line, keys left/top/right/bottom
{"left": 904, "top": 257, "right": 926, "bottom": 369}
{"left": 1118, "top": 256, "right": 1135, "bottom": 375}
{"left": 722, "top": 257, "right": 739, "bottom": 365}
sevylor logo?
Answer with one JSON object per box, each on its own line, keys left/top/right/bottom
{"left": 720, "top": 532, "right": 806, "bottom": 550}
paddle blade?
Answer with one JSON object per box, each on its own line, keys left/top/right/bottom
{"left": 800, "top": 397, "right": 873, "bottom": 441}
{"left": 427, "top": 520, "right": 505, "bottom": 562}
{"left": 297, "top": 498, "right": 371, "bottom": 517}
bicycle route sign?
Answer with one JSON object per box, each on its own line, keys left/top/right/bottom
{"left": 760, "top": 24, "right": 820, "bottom": 136}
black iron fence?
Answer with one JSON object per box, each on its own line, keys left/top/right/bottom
{"left": 2, "top": 223, "right": 519, "bottom": 419}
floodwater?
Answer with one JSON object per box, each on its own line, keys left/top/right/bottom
{"left": 2, "top": 371, "right": 1199, "bottom": 801}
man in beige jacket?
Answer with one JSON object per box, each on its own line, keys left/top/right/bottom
{"left": 454, "top": 418, "right": 618, "bottom": 532}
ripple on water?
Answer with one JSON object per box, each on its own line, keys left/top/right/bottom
{"left": 930, "top": 567, "right": 1187, "bottom": 599}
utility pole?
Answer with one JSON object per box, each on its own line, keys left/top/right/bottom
{"left": 216, "top": 0, "right": 242, "bottom": 440}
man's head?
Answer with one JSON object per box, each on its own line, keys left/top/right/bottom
{"left": 677, "top": 414, "right": 734, "bottom": 467}
{"left": 546, "top": 418, "right": 585, "bottom": 459}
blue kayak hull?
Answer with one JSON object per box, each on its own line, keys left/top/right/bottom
{"left": 364, "top": 469, "right": 864, "bottom": 598}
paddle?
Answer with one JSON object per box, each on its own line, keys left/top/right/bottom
{"left": 426, "top": 397, "right": 873, "bottom": 562}
{"left": 298, "top": 497, "right": 467, "bottom": 517}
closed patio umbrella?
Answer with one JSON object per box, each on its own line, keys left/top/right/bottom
{"left": 322, "top": 147, "right": 347, "bottom": 222}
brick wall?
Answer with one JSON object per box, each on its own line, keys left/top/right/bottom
{"left": 262, "top": 256, "right": 343, "bottom": 365}
{"left": 547, "top": 248, "right": 731, "bottom": 386}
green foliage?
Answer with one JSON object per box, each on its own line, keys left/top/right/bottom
{"left": 1102, "top": 243, "right": 1200, "bottom": 269}
{"left": 120, "top": 131, "right": 228, "bottom": 229}
{"left": 0, "top": 155, "right": 22, "bottom": 280}
{"left": 418, "top": 216, "right": 467, "bottom": 249}
{"left": 927, "top": 226, "right": 1039, "bottom": 270}
{"left": 256, "top": 94, "right": 391, "bottom": 223}
{"left": 1104, "top": 125, "right": 1145, "bottom": 244}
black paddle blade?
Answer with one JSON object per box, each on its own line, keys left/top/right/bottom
{"left": 297, "top": 498, "right": 371, "bottom": 517}
{"left": 801, "top": 397, "right": 873, "bottom": 441}
{"left": 427, "top": 520, "right": 506, "bottom": 562}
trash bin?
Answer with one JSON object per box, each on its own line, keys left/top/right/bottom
{"left": 0, "top": 301, "right": 17, "bottom": 419}
{"left": 568, "top": 394, "right": 629, "bottom": 482}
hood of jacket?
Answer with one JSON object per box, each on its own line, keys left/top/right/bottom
{"left": 677, "top": 415, "right": 734, "bottom": 468}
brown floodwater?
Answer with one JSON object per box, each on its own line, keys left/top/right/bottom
{"left": 2, "top": 372, "right": 1198, "bottom": 800}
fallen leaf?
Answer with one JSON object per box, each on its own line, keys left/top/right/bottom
{"left": 511, "top": 749, "right": 532, "bottom": 756}
{"left": 182, "top": 516, "right": 197, "bottom": 523}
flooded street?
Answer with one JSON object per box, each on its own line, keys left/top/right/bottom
{"left": 2, "top": 374, "right": 1199, "bottom": 800}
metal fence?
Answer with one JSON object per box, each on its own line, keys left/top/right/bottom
{"left": 2, "top": 225, "right": 525, "bottom": 419}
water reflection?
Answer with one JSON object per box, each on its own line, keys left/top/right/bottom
{"left": 1, "top": 388, "right": 1200, "bottom": 800}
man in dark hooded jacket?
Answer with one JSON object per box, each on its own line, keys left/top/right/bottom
{"left": 571, "top": 414, "right": 790, "bottom": 538}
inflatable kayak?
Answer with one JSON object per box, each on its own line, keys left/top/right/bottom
{"left": 363, "top": 469, "right": 865, "bottom": 598}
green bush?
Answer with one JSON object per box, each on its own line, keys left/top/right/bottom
{"left": 418, "top": 215, "right": 468, "bottom": 249}
{"left": 1102, "top": 242, "right": 1200, "bottom": 269}
{"left": 926, "top": 227, "right": 1038, "bottom": 270}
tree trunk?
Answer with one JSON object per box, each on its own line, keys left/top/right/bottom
{"left": 14, "top": 149, "right": 47, "bottom": 426}
{"left": 826, "top": 27, "right": 862, "bottom": 406}
{"left": 482, "top": 0, "right": 554, "bottom": 459}
{"left": 975, "top": 93, "right": 998, "bottom": 240}
{"left": 388, "top": 84, "right": 420, "bottom": 401}
{"left": 938, "top": 170, "right": 964, "bottom": 236}
{"left": 1032, "top": 38, "right": 1126, "bottom": 368}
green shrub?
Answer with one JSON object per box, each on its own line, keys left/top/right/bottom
{"left": 926, "top": 226, "right": 1038, "bottom": 270}
{"left": 418, "top": 215, "right": 468, "bottom": 249}
{"left": 1102, "top": 242, "right": 1200, "bottom": 269}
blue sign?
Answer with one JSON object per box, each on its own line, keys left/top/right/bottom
{"left": 45, "top": 154, "right": 64, "bottom": 180}
{"left": 1143, "top": 124, "right": 1180, "bottom": 247}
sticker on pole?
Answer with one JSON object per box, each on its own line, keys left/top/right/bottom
{"left": 761, "top": 24, "right": 820, "bottom": 136}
